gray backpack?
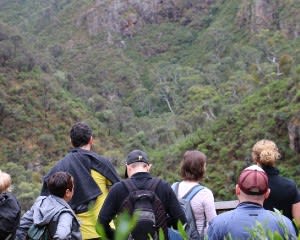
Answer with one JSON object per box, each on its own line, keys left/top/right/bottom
{"left": 27, "top": 224, "right": 50, "bottom": 240}
{"left": 27, "top": 197, "right": 74, "bottom": 240}
{"left": 172, "top": 182, "right": 204, "bottom": 240}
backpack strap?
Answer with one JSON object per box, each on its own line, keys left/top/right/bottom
{"left": 122, "top": 178, "right": 139, "bottom": 192}
{"left": 172, "top": 182, "right": 204, "bottom": 200}
{"left": 48, "top": 208, "right": 75, "bottom": 237}
{"left": 147, "top": 178, "right": 161, "bottom": 191}
{"left": 182, "top": 184, "right": 204, "bottom": 201}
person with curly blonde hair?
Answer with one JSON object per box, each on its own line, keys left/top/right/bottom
{"left": 0, "top": 170, "right": 12, "bottom": 193}
{"left": 252, "top": 139, "right": 300, "bottom": 231}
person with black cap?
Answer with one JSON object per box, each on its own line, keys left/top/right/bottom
{"left": 98, "top": 149, "right": 187, "bottom": 240}
{"left": 207, "top": 165, "right": 297, "bottom": 240}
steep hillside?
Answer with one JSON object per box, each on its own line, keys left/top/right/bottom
{"left": 0, "top": 0, "right": 299, "bottom": 208}
{"left": 0, "top": 23, "right": 123, "bottom": 209}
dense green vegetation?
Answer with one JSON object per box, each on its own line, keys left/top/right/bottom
{"left": 0, "top": 0, "right": 299, "bottom": 210}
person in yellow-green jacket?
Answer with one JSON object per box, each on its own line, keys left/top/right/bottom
{"left": 41, "top": 122, "right": 120, "bottom": 240}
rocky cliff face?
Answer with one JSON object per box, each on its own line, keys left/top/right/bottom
{"left": 75, "top": 0, "right": 216, "bottom": 38}
{"left": 288, "top": 113, "right": 300, "bottom": 154}
{"left": 236, "top": 0, "right": 299, "bottom": 38}
{"left": 74, "top": 0, "right": 299, "bottom": 40}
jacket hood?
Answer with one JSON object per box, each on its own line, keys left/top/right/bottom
{"left": 0, "top": 192, "right": 8, "bottom": 205}
{"left": 32, "top": 195, "right": 71, "bottom": 225}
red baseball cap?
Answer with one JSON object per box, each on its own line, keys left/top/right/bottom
{"left": 238, "top": 165, "right": 268, "bottom": 195}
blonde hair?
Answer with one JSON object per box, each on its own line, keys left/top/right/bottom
{"left": 252, "top": 139, "right": 281, "bottom": 167}
{"left": 0, "top": 170, "right": 12, "bottom": 193}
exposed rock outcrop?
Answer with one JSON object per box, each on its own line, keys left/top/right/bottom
{"left": 75, "top": 0, "right": 216, "bottom": 37}
{"left": 236, "top": 0, "right": 299, "bottom": 38}
{"left": 288, "top": 113, "right": 300, "bottom": 154}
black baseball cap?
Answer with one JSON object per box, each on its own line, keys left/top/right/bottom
{"left": 124, "top": 150, "right": 149, "bottom": 178}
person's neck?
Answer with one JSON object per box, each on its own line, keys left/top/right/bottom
{"left": 238, "top": 197, "right": 264, "bottom": 206}
{"left": 80, "top": 144, "right": 91, "bottom": 151}
{"left": 182, "top": 179, "right": 199, "bottom": 183}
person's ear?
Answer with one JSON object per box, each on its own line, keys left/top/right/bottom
{"left": 264, "top": 188, "right": 271, "bottom": 199}
{"left": 147, "top": 164, "right": 152, "bottom": 171}
{"left": 235, "top": 184, "right": 240, "bottom": 196}
{"left": 88, "top": 136, "right": 93, "bottom": 145}
{"left": 64, "top": 189, "right": 73, "bottom": 201}
{"left": 126, "top": 164, "right": 132, "bottom": 178}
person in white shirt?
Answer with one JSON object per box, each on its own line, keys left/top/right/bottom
{"left": 173, "top": 150, "right": 217, "bottom": 238}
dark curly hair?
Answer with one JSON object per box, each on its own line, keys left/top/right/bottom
{"left": 70, "top": 122, "right": 92, "bottom": 148}
{"left": 47, "top": 172, "right": 74, "bottom": 198}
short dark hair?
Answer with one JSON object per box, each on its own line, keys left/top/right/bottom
{"left": 180, "top": 150, "right": 207, "bottom": 181}
{"left": 70, "top": 122, "right": 92, "bottom": 148}
{"left": 47, "top": 172, "right": 74, "bottom": 198}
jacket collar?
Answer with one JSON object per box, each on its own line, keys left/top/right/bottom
{"left": 131, "top": 171, "right": 152, "bottom": 179}
{"left": 237, "top": 201, "right": 263, "bottom": 208}
{"left": 262, "top": 166, "right": 279, "bottom": 176}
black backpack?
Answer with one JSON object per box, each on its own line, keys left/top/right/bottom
{"left": 120, "top": 178, "right": 168, "bottom": 240}
{"left": 0, "top": 192, "right": 21, "bottom": 240}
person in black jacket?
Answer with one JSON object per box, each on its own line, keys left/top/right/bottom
{"left": 99, "top": 149, "right": 187, "bottom": 240}
{"left": 0, "top": 170, "right": 21, "bottom": 240}
{"left": 41, "top": 122, "right": 121, "bottom": 240}
{"left": 252, "top": 139, "right": 300, "bottom": 232}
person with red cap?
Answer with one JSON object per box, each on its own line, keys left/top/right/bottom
{"left": 207, "top": 165, "right": 297, "bottom": 239}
